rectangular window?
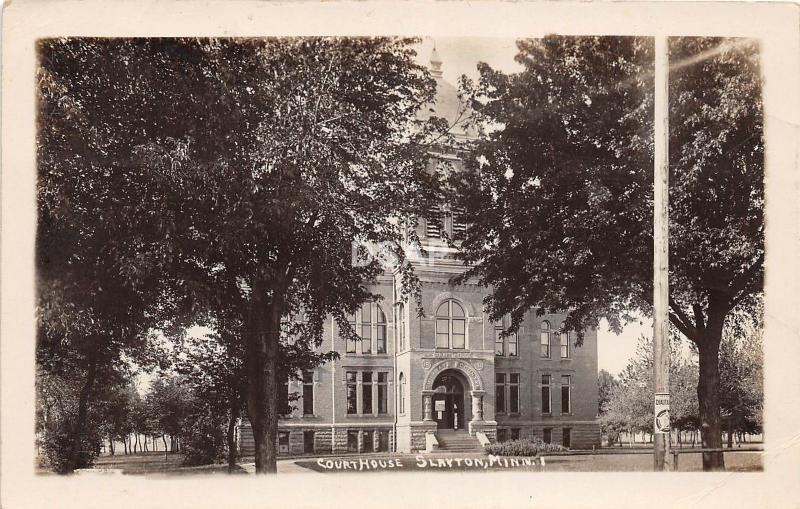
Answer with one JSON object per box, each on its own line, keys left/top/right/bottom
{"left": 560, "top": 331, "right": 570, "bottom": 358}
{"left": 377, "top": 430, "right": 389, "bottom": 452}
{"left": 495, "top": 373, "right": 506, "bottom": 413}
{"left": 540, "top": 331, "right": 550, "bottom": 358}
{"left": 303, "top": 431, "right": 315, "bottom": 454}
{"left": 361, "top": 323, "right": 372, "bottom": 354}
{"left": 377, "top": 372, "right": 388, "bottom": 414}
{"left": 302, "top": 371, "right": 314, "bottom": 416}
{"left": 362, "top": 372, "right": 373, "bottom": 414}
{"left": 509, "top": 373, "right": 520, "bottom": 414}
{"left": 347, "top": 430, "right": 359, "bottom": 452}
{"left": 363, "top": 430, "right": 374, "bottom": 453}
{"left": 497, "top": 428, "right": 508, "bottom": 443}
{"left": 511, "top": 428, "right": 520, "bottom": 441}
{"left": 278, "top": 432, "right": 290, "bottom": 453}
{"left": 452, "top": 319, "right": 465, "bottom": 349}
{"left": 561, "top": 375, "right": 571, "bottom": 414}
{"left": 398, "top": 306, "right": 405, "bottom": 352}
{"left": 346, "top": 371, "right": 357, "bottom": 414}
{"left": 509, "top": 333, "right": 518, "bottom": 357}
{"left": 376, "top": 323, "right": 386, "bottom": 354}
{"left": 543, "top": 428, "right": 552, "bottom": 444}
{"left": 426, "top": 206, "right": 442, "bottom": 238}
{"left": 452, "top": 207, "right": 467, "bottom": 236}
{"left": 494, "top": 326, "right": 504, "bottom": 356}
{"left": 563, "top": 428, "right": 572, "bottom": 449}
{"left": 435, "top": 318, "right": 449, "bottom": 348}
{"left": 541, "top": 375, "right": 551, "bottom": 414}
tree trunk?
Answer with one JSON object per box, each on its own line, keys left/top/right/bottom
{"left": 227, "top": 396, "right": 241, "bottom": 473}
{"left": 162, "top": 434, "right": 168, "bottom": 453}
{"left": 134, "top": 433, "right": 139, "bottom": 453}
{"left": 67, "top": 355, "right": 98, "bottom": 472}
{"left": 727, "top": 416, "right": 734, "bottom": 449}
{"left": 245, "top": 285, "right": 282, "bottom": 474}
{"left": 697, "top": 328, "right": 725, "bottom": 471}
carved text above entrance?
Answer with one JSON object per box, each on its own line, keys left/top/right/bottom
{"left": 423, "top": 359, "right": 484, "bottom": 391}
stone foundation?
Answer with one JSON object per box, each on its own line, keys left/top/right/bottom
{"left": 237, "top": 421, "right": 395, "bottom": 456}
{"left": 493, "top": 423, "right": 601, "bottom": 449}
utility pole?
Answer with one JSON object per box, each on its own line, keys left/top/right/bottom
{"left": 653, "top": 35, "right": 671, "bottom": 472}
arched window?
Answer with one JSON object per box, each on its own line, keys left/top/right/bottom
{"left": 494, "top": 315, "right": 518, "bottom": 357}
{"left": 397, "top": 303, "right": 406, "bottom": 352}
{"left": 348, "top": 302, "right": 387, "bottom": 355}
{"left": 398, "top": 373, "right": 406, "bottom": 414}
{"left": 540, "top": 320, "right": 551, "bottom": 358}
{"left": 435, "top": 300, "right": 466, "bottom": 349}
{"left": 559, "top": 321, "right": 570, "bottom": 359}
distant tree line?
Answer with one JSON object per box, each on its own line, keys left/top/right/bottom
{"left": 599, "top": 305, "right": 763, "bottom": 448}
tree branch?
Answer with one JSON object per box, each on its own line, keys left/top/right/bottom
{"left": 669, "top": 312, "right": 699, "bottom": 345}
{"left": 669, "top": 297, "right": 697, "bottom": 338}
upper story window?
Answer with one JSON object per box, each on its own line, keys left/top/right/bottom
{"left": 494, "top": 315, "right": 518, "bottom": 357}
{"left": 302, "top": 371, "right": 314, "bottom": 416}
{"left": 541, "top": 374, "right": 552, "bottom": 414}
{"left": 559, "top": 321, "right": 570, "bottom": 359}
{"left": 451, "top": 207, "right": 467, "bottom": 237}
{"left": 347, "top": 302, "right": 387, "bottom": 355}
{"left": 435, "top": 300, "right": 466, "bottom": 349}
{"left": 425, "top": 205, "right": 467, "bottom": 240}
{"left": 540, "top": 320, "right": 551, "bottom": 358}
{"left": 425, "top": 206, "right": 443, "bottom": 239}
{"left": 561, "top": 374, "right": 572, "bottom": 414}
{"left": 397, "top": 303, "right": 406, "bottom": 352}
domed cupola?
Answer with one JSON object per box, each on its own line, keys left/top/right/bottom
{"left": 417, "top": 44, "right": 477, "bottom": 140}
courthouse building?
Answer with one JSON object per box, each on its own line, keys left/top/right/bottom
{"left": 239, "top": 49, "right": 600, "bottom": 455}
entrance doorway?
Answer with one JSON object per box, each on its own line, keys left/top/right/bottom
{"left": 432, "top": 371, "right": 465, "bottom": 430}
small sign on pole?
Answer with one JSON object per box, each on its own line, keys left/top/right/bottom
{"left": 654, "top": 393, "right": 670, "bottom": 434}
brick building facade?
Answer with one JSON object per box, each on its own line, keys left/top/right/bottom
{"left": 238, "top": 48, "right": 600, "bottom": 456}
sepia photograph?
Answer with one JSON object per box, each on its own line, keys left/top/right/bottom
{"left": 2, "top": 1, "right": 799, "bottom": 509}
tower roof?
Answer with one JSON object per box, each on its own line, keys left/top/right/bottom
{"left": 430, "top": 45, "right": 443, "bottom": 78}
{"left": 416, "top": 46, "right": 476, "bottom": 140}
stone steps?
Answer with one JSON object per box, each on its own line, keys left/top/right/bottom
{"left": 436, "top": 431, "right": 483, "bottom": 452}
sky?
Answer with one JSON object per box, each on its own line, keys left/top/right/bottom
{"left": 415, "top": 36, "right": 650, "bottom": 377}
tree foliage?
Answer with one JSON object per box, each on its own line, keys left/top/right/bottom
{"left": 37, "top": 37, "right": 443, "bottom": 473}
{"left": 452, "top": 36, "right": 763, "bottom": 470}
{"left": 601, "top": 335, "right": 699, "bottom": 442}
{"left": 597, "top": 369, "right": 620, "bottom": 417}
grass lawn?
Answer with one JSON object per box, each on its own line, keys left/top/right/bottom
{"left": 78, "top": 449, "right": 762, "bottom": 475}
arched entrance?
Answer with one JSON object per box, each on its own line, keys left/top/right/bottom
{"left": 432, "top": 370, "right": 465, "bottom": 430}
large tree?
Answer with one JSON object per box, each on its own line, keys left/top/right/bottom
{"left": 38, "top": 37, "right": 442, "bottom": 473}
{"left": 451, "top": 36, "right": 763, "bottom": 470}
